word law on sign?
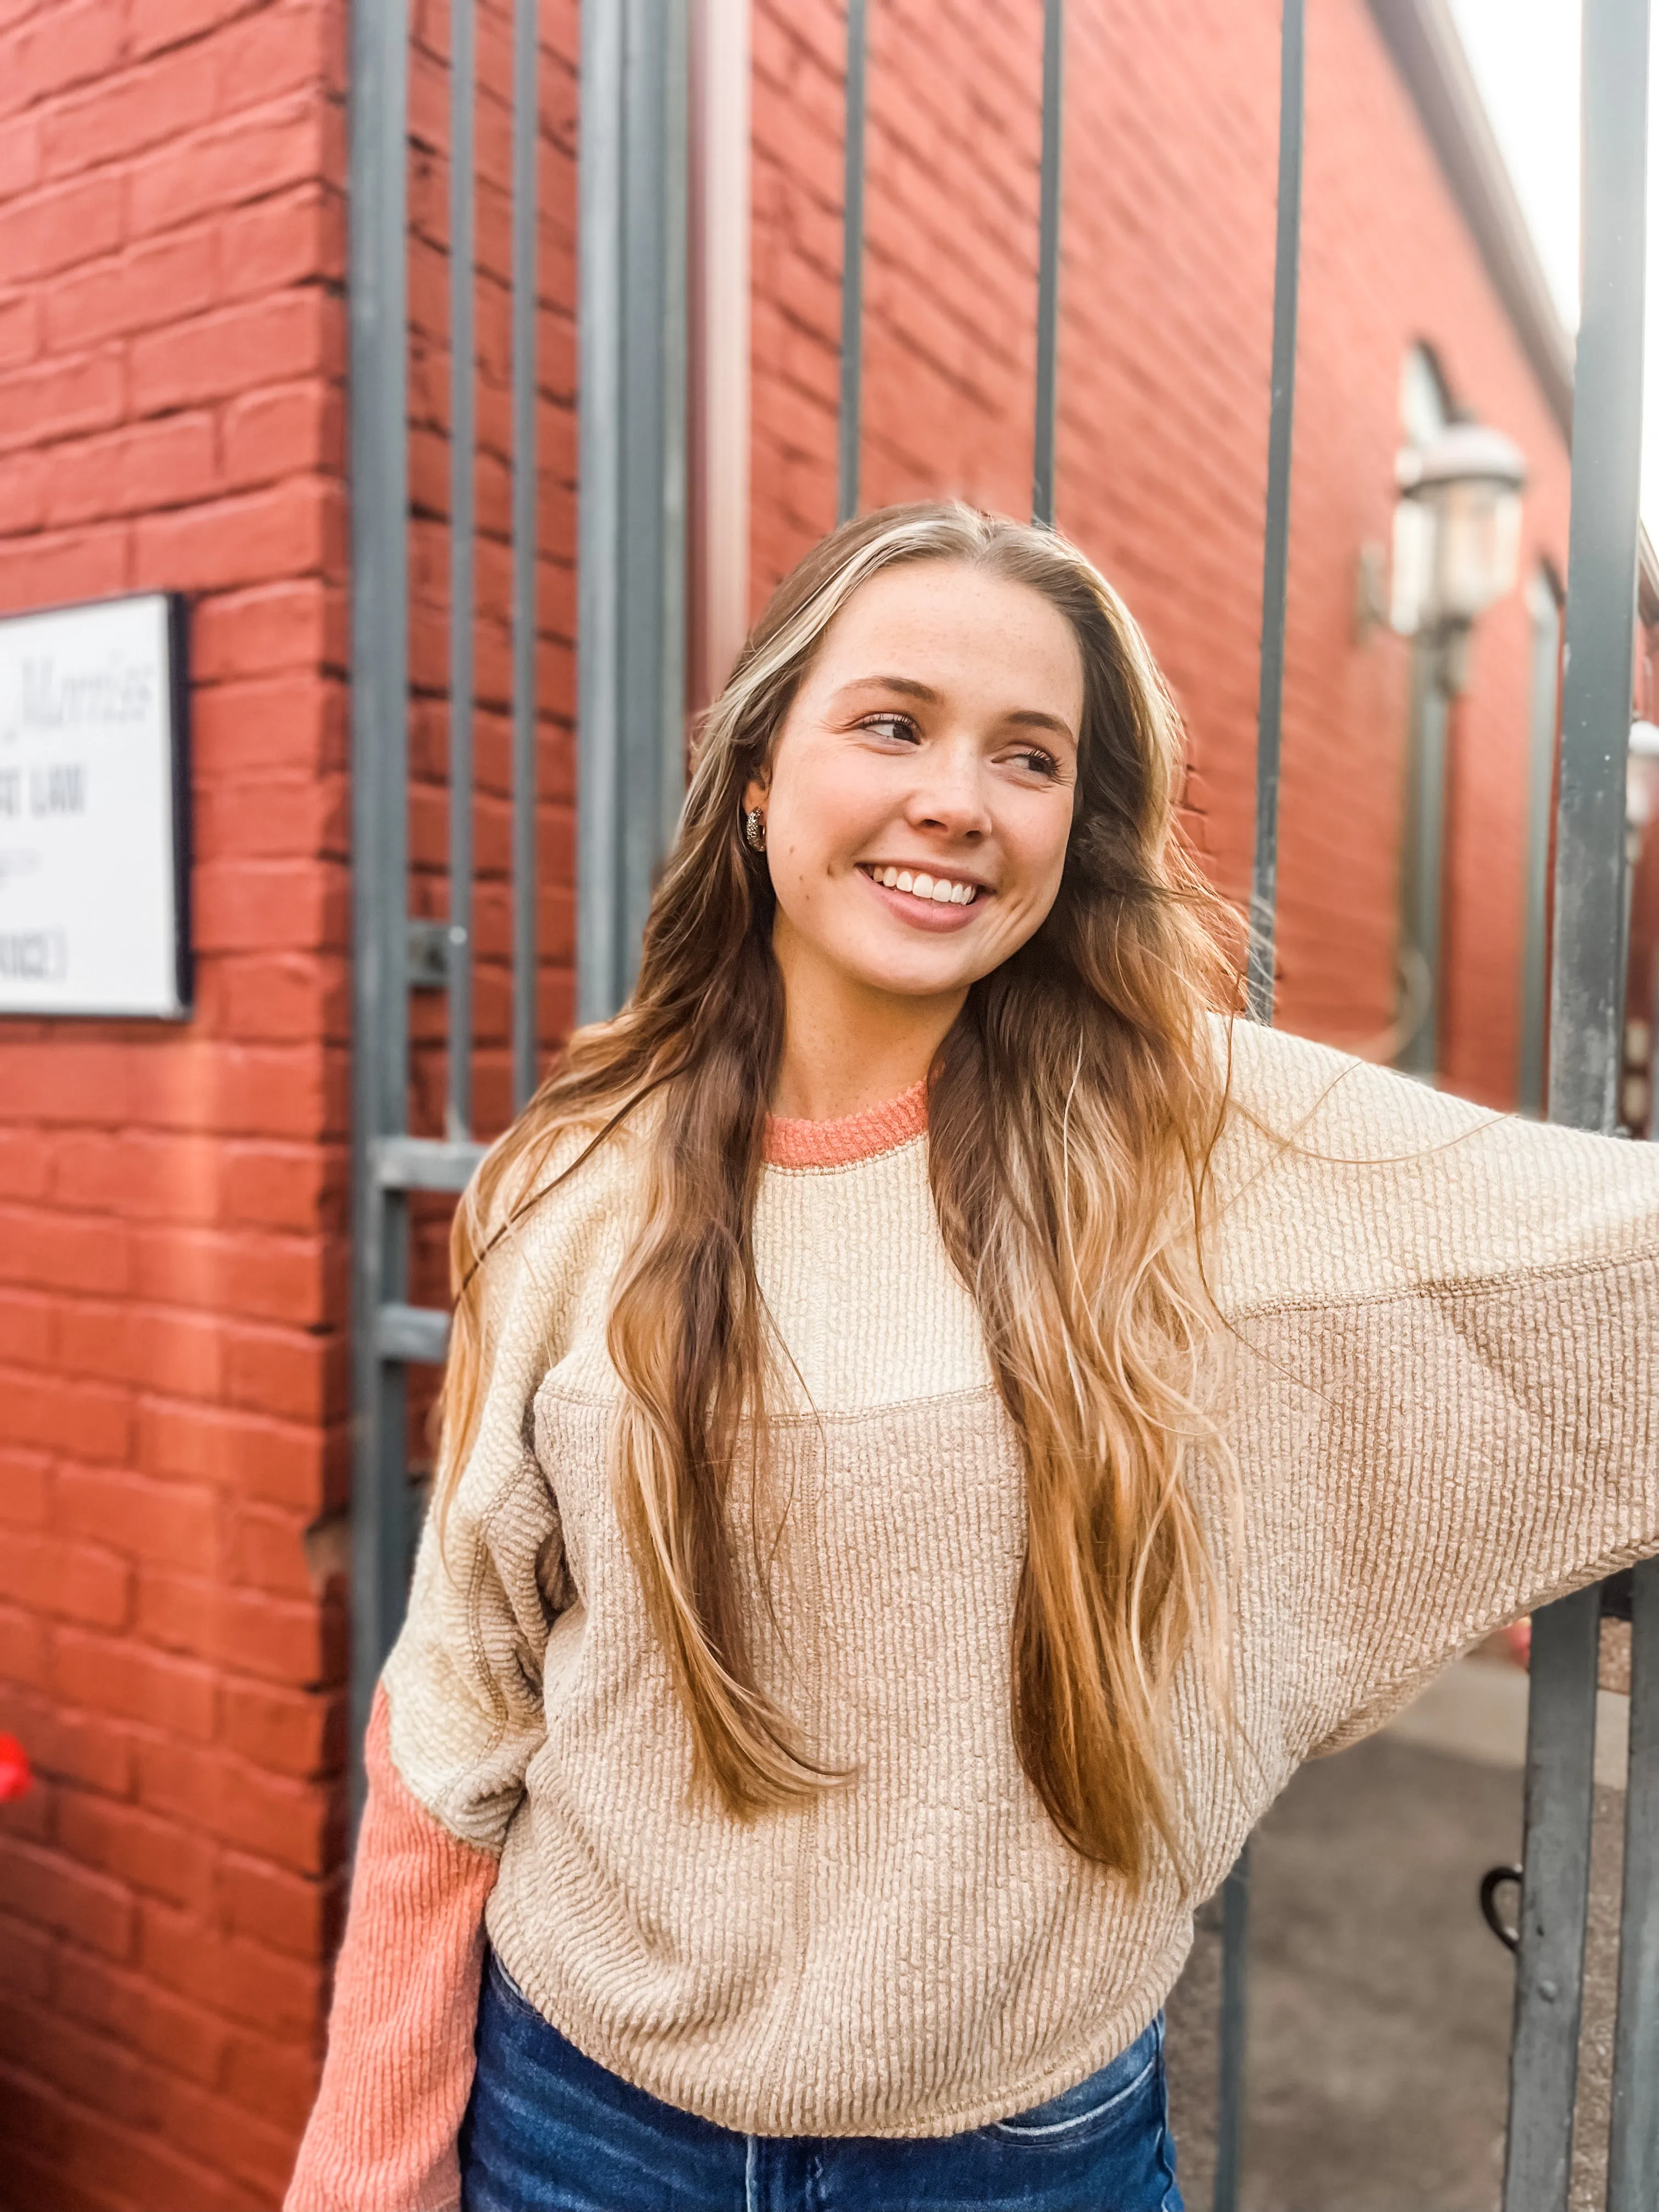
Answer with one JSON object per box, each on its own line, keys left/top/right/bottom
{"left": 0, "top": 593, "right": 190, "bottom": 1019}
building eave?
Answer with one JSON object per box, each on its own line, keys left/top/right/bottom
{"left": 1366, "top": 0, "right": 1576, "bottom": 438}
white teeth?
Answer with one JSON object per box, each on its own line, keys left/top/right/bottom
{"left": 868, "top": 866, "right": 981, "bottom": 906}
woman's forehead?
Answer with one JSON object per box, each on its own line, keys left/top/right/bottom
{"left": 808, "top": 561, "right": 1085, "bottom": 727}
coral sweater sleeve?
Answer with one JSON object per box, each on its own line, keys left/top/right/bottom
{"left": 285, "top": 1176, "right": 578, "bottom": 2212}
{"left": 283, "top": 1684, "right": 500, "bottom": 2212}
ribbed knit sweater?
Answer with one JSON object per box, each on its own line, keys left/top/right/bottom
{"left": 286, "top": 1019, "right": 1659, "bottom": 2211}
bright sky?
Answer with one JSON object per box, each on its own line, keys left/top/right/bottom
{"left": 1444, "top": 0, "right": 1659, "bottom": 535}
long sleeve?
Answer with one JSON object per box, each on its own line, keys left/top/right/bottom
{"left": 284, "top": 1686, "right": 500, "bottom": 2212}
{"left": 1210, "top": 1020, "right": 1659, "bottom": 1762}
{"left": 285, "top": 1162, "right": 582, "bottom": 2210}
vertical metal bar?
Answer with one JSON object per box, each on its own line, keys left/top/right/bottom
{"left": 510, "top": 0, "right": 538, "bottom": 1111}
{"left": 617, "top": 0, "right": 686, "bottom": 975}
{"left": 837, "top": 0, "right": 867, "bottom": 526}
{"left": 447, "top": 0, "right": 475, "bottom": 1139}
{"left": 1031, "top": 0, "right": 1063, "bottom": 530}
{"left": 1243, "top": 0, "right": 1305, "bottom": 1029}
{"left": 1216, "top": 3, "right": 1304, "bottom": 2189}
{"left": 687, "top": 0, "right": 752, "bottom": 711}
{"left": 578, "top": 0, "right": 624, "bottom": 1023}
{"left": 577, "top": 0, "right": 690, "bottom": 1023}
{"left": 1608, "top": 1555, "right": 1659, "bottom": 2208}
{"left": 347, "top": 0, "right": 411, "bottom": 1835}
{"left": 1213, "top": 1840, "right": 1252, "bottom": 2212}
{"left": 1395, "top": 647, "right": 1448, "bottom": 1078}
{"left": 1504, "top": 9, "right": 1649, "bottom": 2196}
{"left": 1518, "top": 573, "right": 1562, "bottom": 1116}
{"left": 653, "top": 0, "right": 690, "bottom": 857}
{"left": 1548, "top": 0, "right": 1649, "bottom": 1139}
{"left": 1503, "top": 1586, "right": 1603, "bottom": 2212}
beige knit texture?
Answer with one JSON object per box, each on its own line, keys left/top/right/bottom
{"left": 376, "top": 1018, "right": 1659, "bottom": 2140}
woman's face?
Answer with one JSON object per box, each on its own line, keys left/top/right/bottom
{"left": 746, "top": 560, "right": 1085, "bottom": 1007}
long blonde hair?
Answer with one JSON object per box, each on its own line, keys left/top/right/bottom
{"left": 439, "top": 503, "right": 1240, "bottom": 1886}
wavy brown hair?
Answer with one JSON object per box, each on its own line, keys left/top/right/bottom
{"left": 438, "top": 502, "right": 1242, "bottom": 1886}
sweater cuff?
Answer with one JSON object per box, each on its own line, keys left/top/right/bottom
{"left": 284, "top": 1683, "right": 500, "bottom": 2212}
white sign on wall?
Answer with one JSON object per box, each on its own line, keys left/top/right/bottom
{"left": 0, "top": 593, "right": 190, "bottom": 1019}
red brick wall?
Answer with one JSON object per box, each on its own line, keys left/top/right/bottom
{"left": 0, "top": 0, "right": 351, "bottom": 2203}
{"left": 748, "top": 0, "right": 1575, "bottom": 1105}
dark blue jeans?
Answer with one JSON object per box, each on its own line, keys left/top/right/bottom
{"left": 460, "top": 1948, "right": 1183, "bottom": 2211}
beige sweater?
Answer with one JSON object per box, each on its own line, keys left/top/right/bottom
{"left": 287, "top": 1019, "right": 1659, "bottom": 2209}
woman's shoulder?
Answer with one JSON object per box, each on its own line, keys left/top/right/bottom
{"left": 1201, "top": 1012, "right": 1659, "bottom": 1314}
{"left": 459, "top": 1101, "right": 653, "bottom": 1346}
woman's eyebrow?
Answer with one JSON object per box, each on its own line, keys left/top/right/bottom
{"left": 832, "top": 676, "right": 1075, "bottom": 743}
{"left": 832, "top": 675, "right": 941, "bottom": 705}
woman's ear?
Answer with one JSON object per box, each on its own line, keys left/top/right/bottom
{"left": 742, "top": 772, "right": 770, "bottom": 815}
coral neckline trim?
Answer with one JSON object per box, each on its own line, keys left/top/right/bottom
{"left": 764, "top": 1078, "right": 929, "bottom": 1169}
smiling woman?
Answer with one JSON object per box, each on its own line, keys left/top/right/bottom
{"left": 287, "top": 505, "right": 1659, "bottom": 2212}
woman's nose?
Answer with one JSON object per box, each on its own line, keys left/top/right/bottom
{"left": 906, "top": 747, "right": 992, "bottom": 838}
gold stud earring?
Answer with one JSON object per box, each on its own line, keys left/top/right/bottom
{"left": 743, "top": 807, "right": 767, "bottom": 852}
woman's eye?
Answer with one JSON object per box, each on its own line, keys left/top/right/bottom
{"left": 1008, "top": 746, "right": 1061, "bottom": 779}
{"left": 858, "top": 712, "right": 918, "bottom": 742}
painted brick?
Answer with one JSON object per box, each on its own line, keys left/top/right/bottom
{"left": 217, "top": 1849, "right": 342, "bottom": 1961}
{"left": 0, "top": 0, "right": 126, "bottom": 114}
{"left": 54, "top": 1464, "right": 221, "bottom": 1574}
{"left": 55, "top": 1951, "right": 229, "bottom": 2090}
{"left": 139, "top": 1898, "right": 324, "bottom": 2032}
{"left": 0, "top": 1448, "right": 50, "bottom": 1527}
{"left": 5, "top": 1694, "right": 135, "bottom": 1798}
{"left": 222, "top": 375, "right": 343, "bottom": 485}
{"left": 0, "top": 289, "right": 37, "bottom": 368}
{"left": 55, "top": 1792, "right": 218, "bottom": 1909}
{"left": 222, "top": 2022, "right": 323, "bottom": 2132}
{"left": 135, "top": 1570, "right": 334, "bottom": 1686}
{"left": 0, "top": 1293, "right": 53, "bottom": 1370}
{"left": 129, "top": 290, "right": 337, "bottom": 414}
{"left": 0, "top": 1603, "right": 51, "bottom": 1692}
{"left": 0, "top": 1837, "right": 135, "bottom": 1960}
{"left": 220, "top": 183, "right": 346, "bottom": 300}
{"left": 189, "top": 580, "right": 344, "bottom": 681}
{"left": 40, "top": 46, "right": 220, "bottom": 177}
{"left": 1, "top": 1372, "right": 133, "bottom": 1466}
{"left": 44, "top": 231, "right": 216, "bottom": 352}
{"left": 53, "top": 1629, "right": 218, "bottom": 1741}
{"left": 218, "top": 1677, "right": 337, "bottom": 1777}
{"left": 0, "top": 1910, "right": 56, "bottom": 2007}
{"left": 131, "top": 476, "right": 344, "bottom": 592}
{"left": 0, "top": 175, "right": 123, "bottom": 283}
{"left": 0, "top": 521, "right": 128, "bottom": 606}
{"left": 126, "top": 96, "right": 326, "bottom": 235}
{"left": 40, "top": 412, "right": 219, "bottom": 528}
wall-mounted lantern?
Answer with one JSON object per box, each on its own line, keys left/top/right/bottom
{"left": 1391, "top": 421, "right": 1527, "bottom": 692}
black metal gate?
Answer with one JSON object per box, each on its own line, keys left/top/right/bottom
{"left": 343, "top": 0, "right": 1658, "bottom": 2199}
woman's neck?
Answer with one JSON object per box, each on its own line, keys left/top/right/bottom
{"left": 769, "top": 928, "right": 965, "bottom": 1122}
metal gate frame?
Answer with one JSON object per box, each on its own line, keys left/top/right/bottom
{"left": 343, "top": 0, "right": 1656, "bottom": 2199}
